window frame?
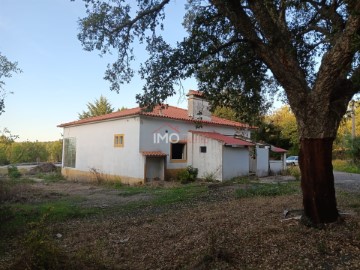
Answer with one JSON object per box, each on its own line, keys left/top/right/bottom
{"left": 170, "top": 142, "right": 187, "bottom": 163}
{"left": 114, "top": 134, "right": 124, "bottom": 148}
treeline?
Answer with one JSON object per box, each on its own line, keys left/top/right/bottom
{"left": 0, "top": 140, "right": 62, "bottom": 165}
{"left": 215, "top": 104, "right": 360, "bottom": 158}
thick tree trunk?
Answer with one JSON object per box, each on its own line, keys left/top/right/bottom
{"left": 299, "top": 138, "right": 339, "bottom": 224}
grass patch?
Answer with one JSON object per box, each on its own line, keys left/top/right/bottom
{"left": 0, "top": 199, "right": 99, "bottom": 237}
{"left": 236, "top": 181, "right": 300, "bottom": 198}
{"left": 231, "top": 176, "right": 252, "bottom": 185}
{"left": 152, "top": 184, "right": 207, "bottom": 206}
{"left": 337, "top": 190, "right": 360, "bottom": 214}
{"left": 111, "top": 183, "right": 208, "bottom": 213}
{"left": 0, "top": 198, "right": 100, "bottom": 256}
{"left": 332, "top": 159, "right": 360, "bottom": 174}
{"left": 35, "top": 172, "right": 65, "bottom": 182}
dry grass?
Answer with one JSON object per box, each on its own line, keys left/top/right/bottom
{"left": 1, "top": 178, "right": 360, "bottom": 269}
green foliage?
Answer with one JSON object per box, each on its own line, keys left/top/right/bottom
{"left": 46, "top": 140, "right": 63, "bottom": 162}
{"left": 283, "top": 166, "right": 301, "bottom": 181}
{"left": 335, "top": 101, "right": 360, "bottom": 151}
{"left": 0, "top": 52, "right": 22, "bottom": 115}
{"left": 152, "top": 184, "right": 206, "bottom": 206}
{"left": 236, "top": 182, "right": 299, "bottom": 198}
{"left": 0, "top": 128, "right": 18, "bottom": 165}
{"left": 0, "top": 140, "right": 62, "bottom": 165}
{"left": 8, "top": 141, "right": 48, "bottom": 164}
{"left": 7, "top": 165, "right": 21, "bottom": 179}
{"left": 346, "top": 136, "right": 360, "bottom": 164}
{"left": 332, "top": 159, "right": 360, "bottom": 174}
{"left": 203, "top": 172, "right": 217, "bottom": 182}
{"left": 36, "top": 171, "right": 64, "bottom": 182}
{"left": 254, "top": 106, "right": 298, "bottom": 154}
{"left": 177, "top": 166, "right": 198, "bottom": 184}
{"left": 212, "top": 106, "right": 238, "bottom": 121}
{"left": 78, "top": 95, "right": 114, "bottom": 119}
{"left": 19, "top": 210, "right": 63, "bottom": 269}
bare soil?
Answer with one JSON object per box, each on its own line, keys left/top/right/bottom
{"left": 1, "top": 178, "right": 360, "bottom": 269}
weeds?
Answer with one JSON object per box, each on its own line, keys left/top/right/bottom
{"left": 89, "top": 167, "right": 106, "bottom": 184}
{"left": 332, "top": 159, "right": 360, "bottom": 174}
{"left": 8, "top": 165, "right": 21, "bottom": 179}
{"left": 282, "top": 166, "right": 301, "bottom": 180}
{"left": 36, "top": 172, "right": 64, "bottom": 182}
{"left": 14, "top": 209, "right": 64, "bottom": 269}
{"left": 177, "top": 166, "right": 198, "bottom": 184}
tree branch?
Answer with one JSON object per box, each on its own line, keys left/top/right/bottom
{"left": 110, "top": 0, "right": 170, "bottom": 34}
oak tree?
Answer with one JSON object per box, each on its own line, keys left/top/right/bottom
{"left": 77, "top": 0, "right": 360, "bottom": 224}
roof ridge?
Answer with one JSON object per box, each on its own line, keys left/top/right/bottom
{"left": 58, "top": 104, "right": 256, "bottom": 129}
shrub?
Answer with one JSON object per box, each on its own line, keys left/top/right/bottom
{"left": 8, "top": 165, "right": 21, "bottom": 179}
{"left": 177, "top": 166, "right": 198, "bottom": 184}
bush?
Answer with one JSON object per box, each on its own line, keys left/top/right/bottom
{"left": 8, "top": 165, "right": 21, "bottom": 179}
{"left": 177, "top": 166, "right": 198, "bottom": 184}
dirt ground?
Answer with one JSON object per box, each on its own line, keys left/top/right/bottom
{"left": 1, "top": 178, "right": 360, "bottom": 269}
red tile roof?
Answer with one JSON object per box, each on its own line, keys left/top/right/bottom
{"left": 58, "top": 105, "right": 254, "bottom": 129}
{"left": 141, "top": 151, "right": 167, "bottom": 157}
{"left": 270, "top": 146, "right": 287, "bottom": 153}
{"left": 190, "top": 131, "right": 254, "bottom": 146}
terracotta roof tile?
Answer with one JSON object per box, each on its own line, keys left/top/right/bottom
{"left": 190, "top": 131, "right": 254, "bottom": 146}
{"left": 141, "top": 151, "right": 167, "bottom": 157}
{"left": 271, "top": 146, "right": 287, "bottom": 153}
{"left": 58, "top": 105, "right": 255, "bottom": 129}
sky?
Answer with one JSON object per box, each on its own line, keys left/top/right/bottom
{"left": 0, "top": 0, "right": 196, "bottom": 142}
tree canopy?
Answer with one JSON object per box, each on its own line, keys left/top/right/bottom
{"left": 0, "top": 52, "right": 21, "bottom": 115}
{"left": 78, "top": 95, "right": 115, "bottom": 119}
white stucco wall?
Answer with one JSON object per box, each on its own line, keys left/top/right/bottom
{"left": 139, "top": 117, "right": 240, "bottom": 170}
{"left": 222, "top": 146, "right": 249, "bottom": 180}
{"left": 62, "top": 116, "right": 143, "bottom": 179}
{"left": 256, "top": 146, "right": 269, "bottom": 177}
{"left": 269, "top": 161, "right": 283, "bottom": 174}
{"left": 187, "top": 132, "right": 223, "bottom": 181}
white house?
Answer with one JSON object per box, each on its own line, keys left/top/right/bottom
{"left": 58, "top": 90, "right": 256, "bottom": 184}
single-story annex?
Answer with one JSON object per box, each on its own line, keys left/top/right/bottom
{"left": 58, "top": 90, "right": 285, "bottom": 184}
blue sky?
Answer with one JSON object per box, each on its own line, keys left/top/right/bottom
{"left": 1, "top": 0, "right": 195, "bottom": 141}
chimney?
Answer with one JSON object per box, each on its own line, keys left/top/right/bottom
{"left": 187, "top": 90, "right": 211, "bottom": 121}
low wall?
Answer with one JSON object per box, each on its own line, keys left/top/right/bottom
{"left": 61, "top": 168, "right": 144, "bottom": 185}
{"left": 269, "top": 161, "right": 284, "bottom": 174}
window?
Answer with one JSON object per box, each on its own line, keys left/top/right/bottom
{"left": 64, "top": 137, "right": 76, "bottom": 168}
{"left": 114, "top": 134, "right": 124, "bottom": 147}
{"left": 200, "top": 146, "right": 207, "bottom": 153}
{"left": 170, "top": 142, "right": 187, "bottom": 162}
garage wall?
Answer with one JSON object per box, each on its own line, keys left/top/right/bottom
{"left": 222, "top": 147, "right": 249, "bottom": 180}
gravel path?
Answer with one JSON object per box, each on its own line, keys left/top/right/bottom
{"left": 260, "top": 171, "right": 360, "bottom": 192}
{"left": 334, "top": 171, "right": 360, "bottom": 192}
